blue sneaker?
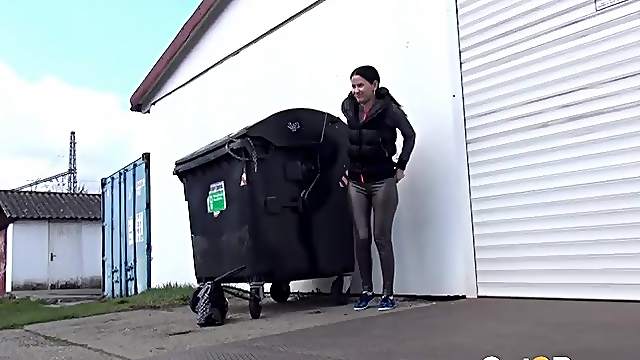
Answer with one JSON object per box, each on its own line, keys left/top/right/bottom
{"left": 378, "top": 296, "right": 397, "bottom": 311}
{"left": 353, "top": 292, "right": 374, "bottom": 311}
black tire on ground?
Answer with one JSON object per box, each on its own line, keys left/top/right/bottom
{"left": 270, "top": 282, "right": 291, "bottom": 303}
{"left": 210, "top": 307, "right": 225, "bottom": 326}
{"left": 196, "top": 307, "right": 225, "bottom": 327}
{"left": 189, "top": 287, "right": 201, "bottom": 313}
{"left": 331, "top": 276, "right": 350, "bottom": 306}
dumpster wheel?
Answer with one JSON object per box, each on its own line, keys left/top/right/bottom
{"left": 331, "top": 276, "right": 350, "bottom": 306}
{"left": 198, "top": 307, "right": 225, "bottom": 327}
{"left": 270, "top": 282, "right": 291, "bottom": 303}
{"left": 189, "top": 287, "right": 201, "bottom": 313}
{"left": 249, "top": 298, "right": 262, "bottom": 319}
{"left": 249, "top": 284, "right": 263, "bottom": 319}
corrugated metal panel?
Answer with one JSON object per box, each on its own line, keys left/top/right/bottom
{"left": 101, "top": 154, "right": 151, "bottom": 298}
{"left": 0, "top": 190, "right": 101, "bottom": 221}
{"left": 457, "top": 0, "right": 640, "bottom": 300}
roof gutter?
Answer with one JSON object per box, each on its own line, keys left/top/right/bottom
{"left": 129, "top": 0, "right": 225, "bottom": 113}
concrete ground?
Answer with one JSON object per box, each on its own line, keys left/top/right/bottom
{"left": 0, "top": 294, "right": 430, "bottom": 360}
{"left": 1, "top": 296, "right": 638, "bottom": 360}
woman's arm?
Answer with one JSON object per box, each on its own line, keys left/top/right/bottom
{"left": 389, "top": 105, "right": 416, "bottom": 171}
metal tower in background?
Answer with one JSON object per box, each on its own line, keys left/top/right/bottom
{"left": 68, "top": 131, "right": 77, "bottom": 193}
{"left": 13, "top": 131, "right": 79, "bottom": 192}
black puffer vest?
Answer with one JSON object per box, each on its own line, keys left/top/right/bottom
{"left": 341, "top": 88, "right": 398, "bottom": 183}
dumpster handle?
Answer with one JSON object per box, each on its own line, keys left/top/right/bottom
{"left": 320, "top": 112, "right": 327, "bottom": 143}
{"left": 302, "top": 152, "right": 322, "bottom": 206}
{"left": 300, "top": 113, "right": 327, "bottom": 206}
{"left": 213, "top": 265, "right": 248, "bottom": 283}
{"left": 302, "top": 113, "right": 327, "bottom": 204}
{"left": 226, "top": 138, "right": 259, "bottom": 172}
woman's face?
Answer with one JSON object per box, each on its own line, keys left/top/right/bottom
{"left": 351, "top": 75, "right": 377, "bottom": 105}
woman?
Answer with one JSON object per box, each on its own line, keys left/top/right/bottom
{"left": 341, "top": 65, "right": 416, "bottom": 311}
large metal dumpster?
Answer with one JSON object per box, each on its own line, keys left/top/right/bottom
{"left": 174, "top": 108, "right": 353, "bottom": 319}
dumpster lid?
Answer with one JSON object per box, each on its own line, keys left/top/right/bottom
{"left": 245, "top": 108, "right": 332, "bottom": 148}
{"left": 174, "top": 108, "right": 339, "bottom": 176}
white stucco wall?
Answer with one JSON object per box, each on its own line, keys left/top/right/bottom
{"left": 11, "top": 221, "right": 49, "bottom": 289}
{"left": 138, "top": 0, "right": 477, "bottom": 296}
{"left": 150, "top": 0, "right": 320, "bottom": 103}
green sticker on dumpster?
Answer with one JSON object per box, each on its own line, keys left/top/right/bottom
{"left": 207, "top": 181, "right": 226, "bottom": 214}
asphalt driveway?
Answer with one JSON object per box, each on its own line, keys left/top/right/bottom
{"left": 147, "top": 298, "right": 640, "bottom": 360}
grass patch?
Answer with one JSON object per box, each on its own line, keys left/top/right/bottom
{"left": 0, "top": 284, "right": 194, "bottom": 330}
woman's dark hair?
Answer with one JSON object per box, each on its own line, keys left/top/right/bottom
{"left": 350, "top": 65, "right": 402, "bottom": 108}
{"left": 351, "top": 65, "right": 380, "bottom": 85}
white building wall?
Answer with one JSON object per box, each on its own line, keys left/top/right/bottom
{"left": 457, "top": 0, "right": 640, "bottom": 300}
{"left": 150, "top": 0, "right": 320, "bottom": 103}
{"left": 11, "top": 221, "right": 49, "bottom": 289}
{"left": 140, "top": 0, "right": 477, "bottom": 296}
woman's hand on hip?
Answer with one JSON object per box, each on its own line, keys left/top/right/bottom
{"left": 395, "top": 169, "right": 405, "bottom": 183}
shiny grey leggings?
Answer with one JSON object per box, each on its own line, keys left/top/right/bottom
{"left": 348, "top": 178, "right": 398, "bottom": 296}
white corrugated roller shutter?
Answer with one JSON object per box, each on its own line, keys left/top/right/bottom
{"left": 457, "top": 0, "right": 640, "bottom": 300}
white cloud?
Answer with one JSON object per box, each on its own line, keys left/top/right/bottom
{"left": 0, "top": 62, "right": 145, "bottom": 192}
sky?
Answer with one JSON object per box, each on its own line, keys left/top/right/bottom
{"left": 0, "top": 1, "right": 200, "bottom": 191}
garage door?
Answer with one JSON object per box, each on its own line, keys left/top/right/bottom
{"left": 457, "top": 0, "right": 640, "bottom": 300}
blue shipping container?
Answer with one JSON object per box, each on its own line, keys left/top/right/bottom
{"left": 101, "top": 153, "right": 151, "bottom": 298}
